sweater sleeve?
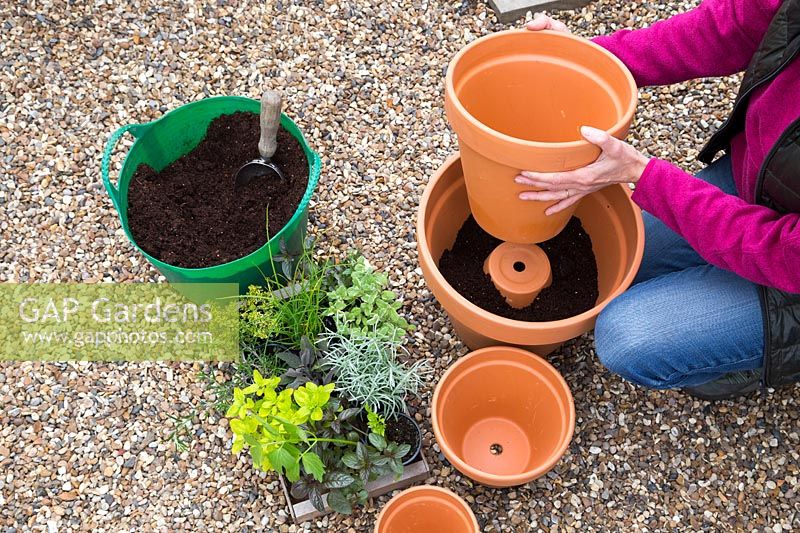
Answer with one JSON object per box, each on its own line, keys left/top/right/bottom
{"left": 592, "top": 0, "right": 781, "bottom": 86}
{"left": 632, "top": 159, "right": 800, "bottom": 292}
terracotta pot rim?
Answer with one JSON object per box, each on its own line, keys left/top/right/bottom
{"left": 416, "top": 153, "right": 644, "bottom": 334}
{"left": 431, "top": 346, "right": 575, "bottom": 486}
{"left": 374, "top": 485, "right": 479, "bottom": 532}
{"left": 445, "top": 29, "right": 638, "bottom": 149}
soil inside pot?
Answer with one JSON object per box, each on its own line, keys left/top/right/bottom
{"left": 438, "top": 215, "right": 598, "bottom": 321}
{"left": 127, "top": 111, "right": 309, "bottom": 268}
{"left": 385, "top": 415, "right": 421, "bottom": 463}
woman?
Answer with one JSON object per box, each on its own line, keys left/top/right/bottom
{"left": 520, "top": 0, "right": 800, "bottom": 399}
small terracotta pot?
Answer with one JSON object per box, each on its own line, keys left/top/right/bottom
{"left": 432, "top": 346, "right": 574, "bottom": 487}
{"left": 445, "top": 29, "right": 637, "bottom": 243}
{"left": 417, "top": 153, "right": 643, "bottom": 354}
{"left": 374, "top": 485, "right": 479, "bottom": 533}
{"left": 483, "top": 242, "right": 552, "bottom": 308}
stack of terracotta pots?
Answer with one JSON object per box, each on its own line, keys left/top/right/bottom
{"left": 418, "top": 30, "right": 644, "bottom": 492}
{"left": 374, "top": 29, "right": 644, "bottom": 530}
{"left": 422, "top": 29, "right": 643, "bottom": 356}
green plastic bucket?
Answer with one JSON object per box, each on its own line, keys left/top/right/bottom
{"left": 101, "top": 96, "right": 321, "bottom": 293}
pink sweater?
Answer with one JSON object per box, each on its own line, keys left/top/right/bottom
{"left": 593, "top": 0, "right": 800, "bottom": 293}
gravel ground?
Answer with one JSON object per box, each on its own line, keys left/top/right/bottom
{"left": 2, "top": 0, "right": 799, "bottom": 531}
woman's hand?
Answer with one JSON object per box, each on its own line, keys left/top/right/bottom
{"left": 526, "top": 13, "right": 570, "bottom": 33}
{"left": 515, "top": 126, "right": 650, "bottom": 215}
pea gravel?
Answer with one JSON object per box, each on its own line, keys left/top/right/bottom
{"left": 1, "top": 0, "right": 799, "bottom": 531}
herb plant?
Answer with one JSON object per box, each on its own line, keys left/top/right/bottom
{"left": 238, "top": 285, "right": 279, "bottom": 342}
{"left": 197, "top": 339, "right": 288, "bottom": 419}
{"left": 290, "top": 429, "right": 410, "bottom": 515}
{"left": 166, "top": 411, "right": 196, "bottom": 453}
{"left": 324, "top": 255, "right": 412, "bottom": 342}
{"left": 227, "top": 369, "right": 409, "bottom": 515}
{"left": 239, "top": 281, "right": 325, "bottom": 350}
{"left": 365, "top": 404, "right": 386, "bottom": 437}
{"left": 209, "top": 244, "right": 422, "bottom": 516}
{"left": 203, "top": 243, "right": 330, "bottom": 421}
{"left": 363, "top": 432, "right": 409, "bottom": 478}
{"left": 239, "top": 240, "right": 330, "bottom": 349}
{"left": 320, "top": 331, "right": 428, "bottom": 419}
{"left": 227, "top": 371, "right": 344, "bottom": 483}
{"left": 277, "top": 335, "right": 333, "bottom": 389}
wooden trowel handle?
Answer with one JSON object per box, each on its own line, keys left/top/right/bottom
{"left": 258, "top": 90, "right": 282, "bottom": 159}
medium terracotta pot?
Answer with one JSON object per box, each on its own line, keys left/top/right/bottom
{"left": 445, "top": 29, "right": 637, "bottom": 243}
{"left": 417, "top": 153, "right": 643, "bottom": 355}
{"left": 374, "top": 485, "right": 479, "bottom": 533}
{"left": 432, "top": 346, "right": 574, "bottom": 487}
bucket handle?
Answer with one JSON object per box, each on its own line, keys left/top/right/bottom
{"left": 101, "top": 123, "right": 151, "bottom": 212}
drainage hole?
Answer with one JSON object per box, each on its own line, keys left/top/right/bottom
{"left": 489, "top": 443, "right": 503, "bottom": 455}
{"left": 512, "top": 261, "right": 526, "bottom": 273}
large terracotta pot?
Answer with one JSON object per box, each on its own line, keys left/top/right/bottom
{"left": 445, "top": 29, "right": 637, "bottom": 243}
{"left": 432, "top": 346, "right": 574, "bottom": 487}
{"left": 374, "top": 486, "right": 479, "bottom": 533}
{"left": 417, "top": 153, "right": 643, "bottom": 354}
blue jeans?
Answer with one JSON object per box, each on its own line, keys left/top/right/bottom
{"left": 594, "top": 155, "right": 765, "bottom": 389}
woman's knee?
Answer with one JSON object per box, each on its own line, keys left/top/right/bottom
{"left": 594, "top": 297, "right": 677, "bottom": 389}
